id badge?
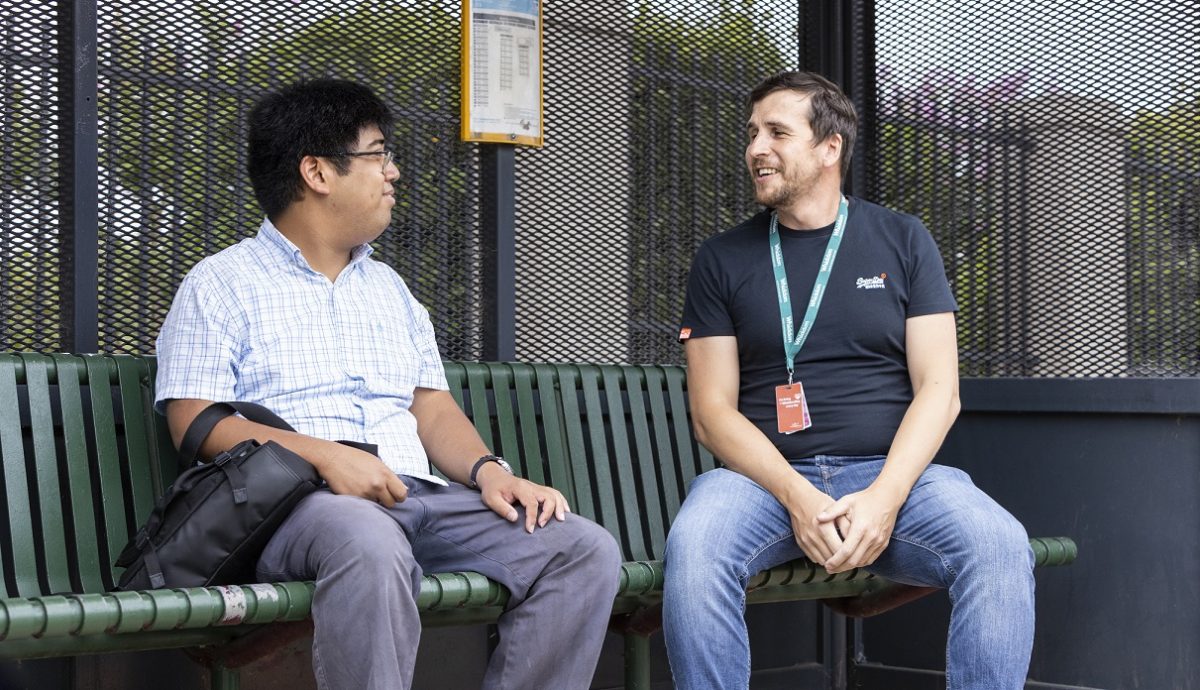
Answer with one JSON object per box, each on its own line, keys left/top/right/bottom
{"left": 775, "top": 382, "right": 812, "bottom": 434}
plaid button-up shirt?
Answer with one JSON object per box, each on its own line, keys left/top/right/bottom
{"left": 155, "top": 218, "right": 448, "bottom": 484}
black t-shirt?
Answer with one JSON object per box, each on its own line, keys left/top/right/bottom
{"left": 680, "top": 197, "right": 957, "bottom": 459}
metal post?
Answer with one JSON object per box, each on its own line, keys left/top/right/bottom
{"left": 479, "top": 144, "right": 516, "bottom": 361}
{"left": 804, "top": 0, "right": 875, "bottom": 199}
{"left": 624, "top": 632, "right": 652, "bottom": 690}
{"left": 59, "top": 0, "right": 99, "bottom": 353}
{"left": 846, "top": 0, "right": 877, "bottom": 200}
{"left": 208, "top": 662, "right": 241, "bottom": 690}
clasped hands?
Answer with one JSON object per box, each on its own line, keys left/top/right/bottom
{"left": 790, "top": 484, "right": 905, "bottom": 574}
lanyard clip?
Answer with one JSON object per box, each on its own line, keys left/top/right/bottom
{"left": 787, "top": 370, "right": 794, "bottom": 386}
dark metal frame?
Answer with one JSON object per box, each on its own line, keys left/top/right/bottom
{"left": 803, "top": 0, "right": 876, "bottom": 200}
{"left": 479, "top": 144, "right": 516, "bottom": 361}
{"left": 59, "top": 0, "right": 99, "bottom": 352}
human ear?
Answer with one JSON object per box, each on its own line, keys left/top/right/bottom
{"left": 821, "top": 134, "right": 843, "bottom": 168}
{"left": 298, "top": 155, "right": 333, "bottom": 196}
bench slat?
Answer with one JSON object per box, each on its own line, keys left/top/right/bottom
{"left": 22, "top": 354, "right": 74, "bottom": 596}
{"left": 0, "top": 356, "right": 37, "bottom": 597}
{"left": 143, "top": 358, "right": 181, "bottom": 489}
{"left": 52, "top": 355, "right": 106, "bottom": 594}
{"left": 486, "top": 364, "right": 522, "bottom": 467}
{"left": 572, "top": 366, "right": 627, "bottom": 551}
{"left": 532, "top": 363, "right": 576, "bottom": 502}
{"left": 554, "top": 365, "right": 595, "bottom": 523}
{"left": 113, "top": 356, "right": 157, "bottom": 523}
{"left": 663, "top": 365, "right": 714, "bottom": 487}
{"left": 509, "top": 364, "right": 547, "bottom": 486}
{"left": 643, "top": 366, "right": 685, "bottom": 534}
{"left": 463, "top": 362, "right": 495, "bottom": 450}
{"left": 599, "top": 365, "right": 652, "bottom": 562}
{"left": 444, "top": 362, "right": 465, "bottom": 409}
{"left": 83, "top": 355, "right": 128, "bottom": 589}
{"left": 625, "top": 366, "right": 670, "bottom": 560}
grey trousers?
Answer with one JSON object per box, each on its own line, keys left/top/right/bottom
{"left": 257, "top": 480, "right": 622, "bottom": 690}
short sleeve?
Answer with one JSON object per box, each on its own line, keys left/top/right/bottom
{"left": 905, "top": 220, "right": 958, "bottom": 317}
{"left": 154, "top": 265, "right": 242, "bottom": 413}
{"left": 394, "top": 274, "right": 448, "bottom": 391}
{"left": 679, "top": 240, "right": 736, "bottom": 341}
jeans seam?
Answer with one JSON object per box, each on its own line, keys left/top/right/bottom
{"left": 737, "top": 587, "right": 750, "bottom": 690}
{"left": 421, "top": 528, "right": 535, "bottom": 592}
{"left": 312, "top": 642, "right": 330, "bottom": 689}
{"left": 887, "top": 532, "right": 959, "bottom": 580}
{"left": 739, "top": 531, "right": 796, "bottom": 581}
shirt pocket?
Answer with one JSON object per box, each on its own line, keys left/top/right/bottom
{"left": 362, "top": 315, "right": 422, "bottom": 392}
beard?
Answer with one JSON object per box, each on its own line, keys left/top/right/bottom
{"left": 753, "top": 164, "right": 820, "bottom": 210}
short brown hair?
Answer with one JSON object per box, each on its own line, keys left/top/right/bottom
{"left": 748, "top": 71, "right": 858, "bottom": 178}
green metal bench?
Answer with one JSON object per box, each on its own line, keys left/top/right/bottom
{"left": 0, "top": 353, "right": 1077, "bottom": 688}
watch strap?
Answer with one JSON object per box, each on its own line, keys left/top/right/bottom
{"left": 470, "top": 454, "right": 506, "bottom": 488}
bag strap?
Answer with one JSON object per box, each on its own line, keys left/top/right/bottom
{"left": 179, "top": 401, "right": 297, "bottom": 466}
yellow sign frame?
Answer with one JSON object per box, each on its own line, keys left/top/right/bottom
{"left": 460, "top": 0, "right": 544, "bottom": 147}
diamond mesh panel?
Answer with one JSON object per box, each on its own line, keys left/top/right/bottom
{"left": 0, "top": 1, "right": 64, "bottom": 351}
{"left": 96, "top": 0, "right": 481, "bottom": 358}
{"left": 514, "top": 2, "right": 799, "bottom": 364}
{"left": 872, "top": 0, "right": 1199, "bottom": 377}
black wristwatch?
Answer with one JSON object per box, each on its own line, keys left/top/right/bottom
{"left": 469, "top": 454, "right": 513, "bottom": 488}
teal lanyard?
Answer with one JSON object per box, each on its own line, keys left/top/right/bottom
{"left": 770, "top": 196, "right": 849, "bottom": 383}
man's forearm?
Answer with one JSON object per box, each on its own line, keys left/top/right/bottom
{"left": 692, "top": 404, "right": 826, "bottom": 506}
{"left": 411, "top": 390, "right": 492, "bottom": 485}
{"left": 874, "top": 384, "right": 961, "bottom": 502}
{"left": 166, "top": 399, "right": 339, "bottom": 471}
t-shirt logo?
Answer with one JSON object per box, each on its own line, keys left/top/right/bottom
{"left": 679, "top": 327, "right": 692, "bottom": 340}
{"left": 856, "top": 273, "right": 887, "bottom": 290}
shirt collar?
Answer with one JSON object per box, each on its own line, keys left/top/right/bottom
{"left": 256, "top": 218, "right": 375, "bottom": 272}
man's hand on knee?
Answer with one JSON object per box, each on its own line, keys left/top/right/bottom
{"left": 314, "top": 442, "right": 409, "bottom": 507}
{"left": 479, "top": 472, "right": 571, "bottom": 533}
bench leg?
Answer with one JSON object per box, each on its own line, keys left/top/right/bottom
{"left": 624, "top": 632, "right": 652, "bottom": 690}
{"left": 209, "top": 662, "right": 240, "bottom": 690}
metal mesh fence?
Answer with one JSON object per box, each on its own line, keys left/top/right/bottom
{"left": 95, "top": 0, "right": 481, "bottom": 358}
{"left": 0, "top": 0, "right": 64, "bottom": 351}
{"left": 4, "top": 1, "right": 1193, "bottom": 377}
{"left": 871, "top": 0, "right": 1199, "bottom": 377}
{"left": 514, "top": 2, "right": 799, "bottom": 365}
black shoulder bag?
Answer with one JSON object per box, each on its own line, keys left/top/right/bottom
{"left": 114, "top": 402, "right": 327, "bottom": 590}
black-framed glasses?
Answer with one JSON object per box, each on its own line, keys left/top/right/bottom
{"left": 312, "top": 149, "right": 395, "bottom": 173}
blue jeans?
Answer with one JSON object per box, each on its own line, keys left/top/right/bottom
{"left": 663, "top": 457, "right": 1035, "bottom": 690}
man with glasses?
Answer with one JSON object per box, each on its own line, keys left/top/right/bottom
{"left": 155, "top": 79, "right": 620, "bottom": 690}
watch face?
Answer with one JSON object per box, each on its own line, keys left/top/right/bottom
{"left": 496, "top": 458, "right": 513, "bottom": 473}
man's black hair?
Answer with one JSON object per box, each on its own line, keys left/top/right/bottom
{"left": 247, "top": 79, "right": 393, "bottom": 219}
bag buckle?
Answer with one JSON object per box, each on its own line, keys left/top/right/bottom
{"left": 213, "top": 440, "right": 256, "bottom": 467}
